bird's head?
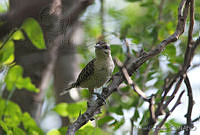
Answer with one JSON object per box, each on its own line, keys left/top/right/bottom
{"left": 95, "top": 41, "right": 111, "bottom": 58}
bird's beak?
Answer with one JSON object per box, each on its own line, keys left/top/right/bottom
{"left": 95, "top": 44, "right": 103, "bottom": 49}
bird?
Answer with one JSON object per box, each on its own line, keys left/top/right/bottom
{"left": 60, "top": 41, "right": 115, "bottom": 97}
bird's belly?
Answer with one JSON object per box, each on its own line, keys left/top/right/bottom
{"left": 80, "top": 70, "right": 110, "bottom": 89}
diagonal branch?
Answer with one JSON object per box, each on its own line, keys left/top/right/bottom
{"left": 127, "top": 0, "right": 189, "bottom": 76}
{"left": 66, "top": 0, "right": 192, "bottom": 134}
{"left": 114, "top": 58, "right": 148, "bottom": 101}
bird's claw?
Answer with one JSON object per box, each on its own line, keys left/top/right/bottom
{"left": 93, "top": 92, "right": 106, "bottom": 105}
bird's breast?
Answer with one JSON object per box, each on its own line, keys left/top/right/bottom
{"left": 80, "top": 57, "right": 114, "bottom": 89}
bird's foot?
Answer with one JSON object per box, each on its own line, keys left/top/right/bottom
{"left": 93, "top": 92, "right": 106, "bottom": 105}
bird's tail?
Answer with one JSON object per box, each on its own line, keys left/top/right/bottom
{"left": 60, "top": 83, "right": 76, "bottom": 96}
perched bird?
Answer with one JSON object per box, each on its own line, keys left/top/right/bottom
{"left": 60, "top": 41, "right": 115, "bottom": 96}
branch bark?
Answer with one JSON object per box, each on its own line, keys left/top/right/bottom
{"left": 66, "top": 0, "right": 193, "bottom": 134}
{"left": 154, "top": 91, "right": 185, "bottom": 135}
{"left": 184, "top": 75, "right": 194, "bottom": 135}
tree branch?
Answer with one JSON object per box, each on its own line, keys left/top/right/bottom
{"left": 184, "top": 75, "right": 194, "bottom": 135}
{"left": 114, "top": 58, "right": 148, "bottom": 101}
{"left": 154, "top": 90, "right": 185, "bottom": 135}
{"left": 174, "top": 36, "right": 200, "bottom": 135}
{"left": 157, "top": 0, "right": 195, "bottom": 118}
{"left": 66, "top": 0, "right": 193, "bottom": 134}
{"left": 127, "top": 0, "right": 189, "bottom": 76}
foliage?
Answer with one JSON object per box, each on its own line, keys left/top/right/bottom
{"left": 0, "top": 98, "right": 43, "bottom": 135}
{"left": 22, "top": 18, "right": 46, "bottom": 50}
{"left": 1, "top": 0, "right": 200, "bottom": 134}
{"left": 78, "top": 0, "right": 200, "bottom": 134}
{"left": 0, "top": 17, "right": 45, "bottom": 134}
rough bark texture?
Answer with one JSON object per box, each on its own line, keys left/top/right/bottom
{"left": 1, "top": 0, "right": 82, "bottom": 126}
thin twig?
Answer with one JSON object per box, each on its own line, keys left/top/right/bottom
{"left": 127, "top": 0, "right": 189, "bottom": 76}
{"left": 156, "top": 74, "right": 179, "bottom": 116}
{"left": 163, "top": 75, "right": 184, "bottom": 110}
{"left": 182, "top": 2, "right": 195, "bottom": 132}
{"left": 114, "top": 58, "right": 148, "bottom": 101}
{"left": 66, "top": 0, "right": 192, "bottom": 134}
{"left": 154, "top": 91, "right": 185, "bottom": 135}
{"left": 141, "top": 1, "right": 192, "bottom": 134}
{"left": 0, "top": 28, "right": 18, "bottom": 50}
{"left": 174, "top": 37, "right": 200, "bottom": 135}
{"left": 188, "top": 63, "right": 200, "bottom": 71}
{"left": 184, "top": 75, "right": 194, "bottom": 135}
{"left": 163, "top": 0, "right": 195, "bottom": 112}
{"left": 123, "top": 38, "right": 132, "bottom": 58}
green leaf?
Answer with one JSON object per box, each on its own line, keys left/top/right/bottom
{"left": 5, "top": 65, "right": 22, "bottom": 90}
{"left": 0, "top": 40, "right": 15, "bottom": 65}
{"left": 163, "top": 45, "right": 176, "bottom": 57}
{"left": 13, "top": 127, "right": 26, "bottom": 135}
{"left": 58, "top": 127, "right": 68, "bottom": 135}
{"left": 140, "top": 110, "right": 150, "bottom": 126}
{"left": 54, "top": 101, "right": 87, "bottom": 118}
{"left": 168, "top": 119, "right": 181, "bottom": 129}
{"left": 0, "top": 120, "right": 13, "bottom": 135}
{"left": 110, "top": 45, "right": 124, "bottom": 61}
{"left": 5, "top": 65, "right": 39, "bottom": 92}
{"left": 83, "top": 16, "right": 101, "bottom": 38}
{"left": 22, "top": 18, "right": 46, "bottom": 49}
{"left": 22, "top": 112, "right": 43, "bottom": 135}
{"left": 132, "top": 109, "right": 140, "bottom": 121}
{"left": 3, "top": 101, "right": 22, "bottom": 128}
{"left": 22, "top": 113, "right": 37, "bottom": 130}
{"left": 109, "top": 105, "right": 123, "bottom": 115}
{"left": 98, "top": 116, "right": 115, "bottom": 127}
{"left": 53, "top": 103, "right": 68, "bottom": 117}
{"left": 66, "top": 101, "right": 87, "bottom": 118}
{"left": 0, "top": 98, "right": 6, "bottom": 118}
{"left": 76, "top": 125, "right": 108, "bottom": 135}
{"left": 113, "top": 118, "right": 125, "bottom": 130}
{"left": 0, "top": 2, "right": 8, "bottom": 13}
{"left": 16, "top": 77, "right": 39, "bottom": 92}
{"left": 120, "top": 86, "right": 130, "bottom": 92}
{"left": 168, "top": 63, "right": 179, "bottom": 72}
{"left": 0, "top": 120, "right": 9, "bottom": 133}
{"left": 47, "top": 129, "right": 61, "bottom": 135}
{"left": 12, "top": 30, "right": 25, "bottom": 40}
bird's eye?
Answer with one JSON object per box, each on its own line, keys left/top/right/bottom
{"left": 104, "top": 46, "right": 108, "bottom": 49}
{"left": 103, "top": 46, "right": 110, "bottom": 50}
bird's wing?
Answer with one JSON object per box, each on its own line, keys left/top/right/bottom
{"left": 75, "top": 58, "right": 96, "bottom": 86}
